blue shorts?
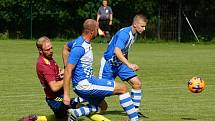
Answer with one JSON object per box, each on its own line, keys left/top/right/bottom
{"left": 46, "top": 95, "right": 68, "bottom": 118}
{"left": 74, "top": 77, "right": 115, "bottom": 107}
{"left": 99, "top": 57, "right": 137, "bottom": 81}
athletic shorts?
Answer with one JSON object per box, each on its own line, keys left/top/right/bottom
{"left": 99, "top": 19, "right": 111, "bottom": 31}
{"left": 46, "top": 95, "right": 72, "bottom": 118}
{"left": 74, "top": 77, "right": 115, "bottom": 107}
{"left": 99, "top": 57, "right": 137, "bottom": 81}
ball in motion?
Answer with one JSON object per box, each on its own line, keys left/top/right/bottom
{"left": 188, "top": 76, "right": 206, "bottom": 93}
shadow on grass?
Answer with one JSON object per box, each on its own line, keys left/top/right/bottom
{"left": 181, "top": 117, "right": 197, "bottom": 120}
{"left": 106, "top": 110, "right": 127, "bottom": 116}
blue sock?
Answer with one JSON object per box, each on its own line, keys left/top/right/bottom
{"left": 119, "top": 92, "right": 139, "bottom": 121}
{"left": 72, "top": 104, "right": 99, "bottom": 117}
{"left": 72, "top": 97, "right": 85, "bottom": 103}
{"left": 131, "top": 89, "right": 142, "bottom": 112}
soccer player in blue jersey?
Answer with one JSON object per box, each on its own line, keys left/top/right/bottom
{"left": 98, "top": 14, "right": 148, "bottom": 118}
{"left": 63, "top": 19, "right": 140, "bottom": 121}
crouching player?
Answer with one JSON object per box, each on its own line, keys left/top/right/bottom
{"left": 36, "top": 36, "right": 84, "bottom": 120}
{"left": 63, "top": 19, "right": 140, "bottom": 121}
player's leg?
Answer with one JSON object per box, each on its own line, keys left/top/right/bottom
{"left": 68, "top": 104, "right": 100, "bottom": 120}
{"left": 70, "top": 96, "right": 86, "bottom": 108}
{"left": 68, "top": 103, "right": 104, "bottom": 120}
{"left": 91, "top": 77, "right": 139, "bottom": 121}
{"left": 45, "top": 96, "right": 68, "bottom": 119}
{"left": 113, "top": 81, "right": 139, "bottom": 121}
{"left": 68, "top": 78, "right": 110, "bottom": 120}
{"left": 99, "top": 20, "right": 107, "bottom": 43}
{"left": 104, "top": 20, "right": 111, "bottom": 42}
{"left": 128, "top": 77, "right": 148, "bottom": 118}
{"left": 118, "top": 64, "right": 147, "bottom": 118}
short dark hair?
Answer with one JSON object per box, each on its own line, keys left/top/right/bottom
{"left": 82, "top": 19, "right": 98, "bottom": 34}
{"left": 132, "top": 14, "right": 148, "bottom": 25}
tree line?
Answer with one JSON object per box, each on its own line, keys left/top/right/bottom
{"left": 0, "top": 0, "right": 214, "bottom": 41}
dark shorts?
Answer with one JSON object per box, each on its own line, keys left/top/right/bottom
{"left": 46, "top": 95, "right": 70, "bottom": 118}
{"left": 99, "top": 19, "right": 111, "bottom": 31}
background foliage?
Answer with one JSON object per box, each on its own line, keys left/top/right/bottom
{"left": 0, "top": 0, "right": 214, "bottom": 41}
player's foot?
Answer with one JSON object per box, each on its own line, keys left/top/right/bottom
{"left": 138, "top": 112, "right": 148, "bottom": 118}
{"left": 67, "top": 109, "right": 77, "bottom": 121}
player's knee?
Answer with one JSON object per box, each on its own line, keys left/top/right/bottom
{"left": 121, "top": 84, "right": 128, "bottom": 94}
{"left": 133, "top": 82, "right": 141, "bottom": 89}
{"left": 130, "top": 78, "right": 142, "bottom": 89}
{"left": 114, "top": 82, "right": 128, "bottom": 94}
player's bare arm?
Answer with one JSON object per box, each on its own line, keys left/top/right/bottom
{"left": 63, "top": 64, "right": 74, "bottom": 105}
{"left": 114, "top": 47, "right": 139, "bottom": 71}
{"left": 48, "top": 80, "right": 63, "bottom": 92}
{"left": 62, "top": 44, "right": 70, "bottom": 67}
{"left": 109, "top": 13, "right": 113, "bottom": 25}
{"left": 96, "top": 14, "right": 101, "bottom": 23}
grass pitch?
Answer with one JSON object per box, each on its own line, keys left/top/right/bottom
{"left": 0, "top": 40, "right": 215, "bottom": 121}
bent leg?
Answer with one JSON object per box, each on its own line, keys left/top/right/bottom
{"left": 113, "top": 81, "right": 139, "bottom": 121}
{"left": 128, "top": 77, "right": 142, "bottom": 109}
{"left": 128, "top": 77, "right": 146, "bottom": 118}
{"left": 128, "top": 76, "right": 142, "bottom": 90}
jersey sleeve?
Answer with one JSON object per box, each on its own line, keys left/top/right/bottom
{"left": 67, "top": 40, "right": 74, "bottom": 49}
{"left": 108, "top": 6, "right": 113, "bottom": 14}
{"left": 97, "top": 7, "right": 102, "bottom": 14}
{"left": 115, "top": 32, "right": 129, "bottom": 49}
{"left": 68, "top": 46, "right": 85, "bottom": 65}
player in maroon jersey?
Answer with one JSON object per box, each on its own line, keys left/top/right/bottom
{"left": 36, "top": 36, "right": 83, "bottom": 119}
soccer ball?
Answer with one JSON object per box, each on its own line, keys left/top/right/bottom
{"left": 188, "top": 76, "right": 206, "bottom": 93}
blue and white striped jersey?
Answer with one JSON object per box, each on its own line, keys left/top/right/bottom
{"left": 67, "top": 36, "right": 93, "bottom": 86}
{"left": 103, "top": 26, "right": 136, "bottom": 66}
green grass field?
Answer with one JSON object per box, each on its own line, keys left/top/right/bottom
{"left": 0, "top": 40, "right": 215, "bottom": 121}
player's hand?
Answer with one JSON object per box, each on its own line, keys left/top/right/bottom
{"left": 63, "top": 95, "right": 71, "bottom": 105}
{"left": 59, "top": 69, "right": 64, "bottom": 79}
{"left": 128, "top": 63, "right": 139, "bottom": 71}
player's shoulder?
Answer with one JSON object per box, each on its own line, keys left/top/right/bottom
{"left": 117, "top": 26, "right": 131, "bottom": 36}
{"left": 37, "top": 56, "right": 53, "bottom": 67}
{"left": 68, "top": 36, "right": 85, "bottom": 48}
{"left": 98, "top": 6, "right": 103, "bottom": 11}
{"left": 36, "top": 56, "right": 46, "bottom": 72}
{"left": 36, "top": 56, "right": 44, "bottom": 65}
{"left": 117, "top": 26, "right": 130, "bottom": 34}
{"left": 107, "top": 6, "right": 112, "bottom": 10}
